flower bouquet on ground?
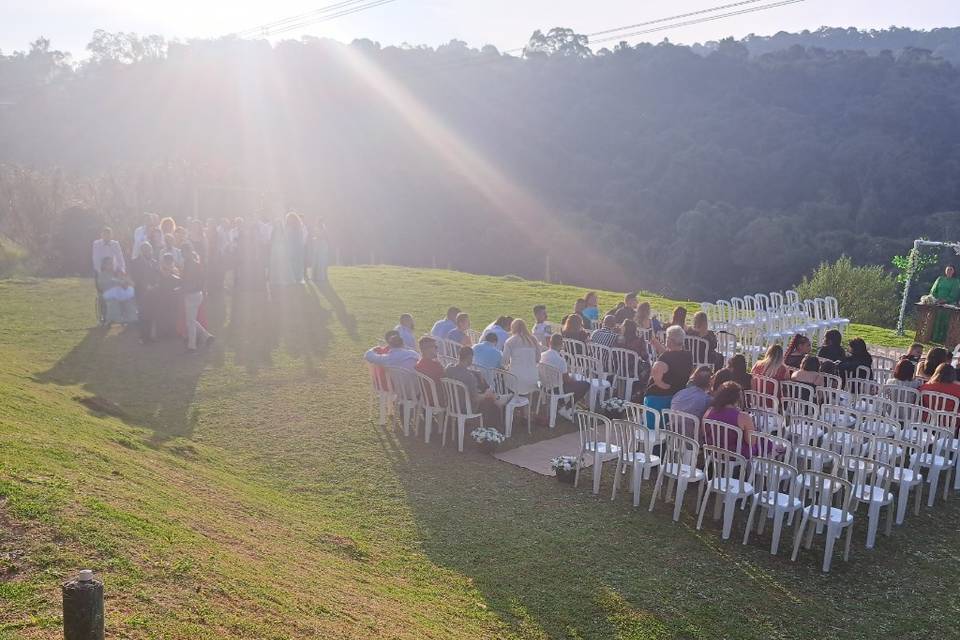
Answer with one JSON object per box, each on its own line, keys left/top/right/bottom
{"left": 599, "top": 397, "right": 626, "bottom": 419}
{"left": 550, "top": 456, "right": 578, "bottom": 483}
{"left": 471, "top": 427, "right": 506, "bottom": 454}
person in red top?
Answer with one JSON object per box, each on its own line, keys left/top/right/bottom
{"left": 751, "top": 343, "right": 790, "bottom": 394}
{"left": 919, "top": 363, "right": 960, "bottom": 405}
{"left": 370, "top": 330, "right": 399, "bottom": 388}
{"left": 415, "top": 336, "right": 445, "bottom": 404}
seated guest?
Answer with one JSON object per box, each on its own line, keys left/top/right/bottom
{"left": 482, "top": 316, "right": 512, "bottom": 351}
{"left": 920, "top": 346, "right": 950, "bottom": 379}
{"left": 904, "top": 343, "right": 924, "bottom": 364}
{"left": 919, "top": 363, "right": 960, "bottom": 404}
{"left": 532, "top": 305, "right": 553, "bottom": 345}
{"left": 129, "top": 242, "right": 159, "bottom": 343}
{"left": 446, "top": 312, "right": 472, "bottom": 346}
{"left": 611, "top": 292, "right": 639, "bottom": 323}
{"left": 472, "top": 332, "right": 503, "bottom": 370}
{"left": 502, "top": 319, "right": 541, "bottom": 397}
{"left": 819, "top": 359, "right": 838, "bottom": 377}
{"left": 686, "top": 311, "right": 723, "bottom": 369}
{"left": 711, "top": 354, "right": 752, "bottom": 394}
{"left": 415, "top": 336, "right": 445, "bottom": 404}
{"left": 752, "top": 344, "right": 789, "bottom": 382}
{"left": 364, "top": 332, "right": 418, "bottom": 369}
{"left": 582, "top": 291, "right": 600, "bottom": 326}
{"left": 671, "top": 366, "right": 713, "bottom": 419}
{"left": 889, "top": 358, "right": 922, "bottom": 389}
{"left": 645, "top": 326, "right": 694, "bottom": 420}
{"left": 618, "top": 319, "right": 649, "bottom": 357}
{"left": 703, "top": 381, "right": 755, "bottom": 457}
{"left": 790, "top": 355, "right": 822, "bottom": 401}
{"left": 561, "top": 313, "right": 589, "bottom": 343}
{"left": 784, "top": 334, "right": 812, "bottom": 368}
{"left": 589, "top": 314, "right": 619, "bottom": 347}
{"left": 540, "top": 334, "right": 589, "bottom": 413}
{"left": 573, "top": 298, "right": 588, "bottom": 326}
{"left": 666, "top": 306, "right": 687, "bottom": 330}
{"left": 395, "top": 313, "right": 417, "bottom": 349}
{"left": 92, "top": 226, "right": 126, "bottom": 275}
{"left": 96, "top": 256, "right": 138, "bottom": 324}
{"left": 636, "top": 302, "right": 663, "bottom": 334}
{"left": 443, "top": 346, "right": 502, "bottom": 428}
{"left": 839, "top": 337, "right": 872, "bottom": 380}
{"left": 431, "top": 306, "right": 460, "bottom": 338}
{"left": 817, "top": 329, "right": 845, "bottom": 362}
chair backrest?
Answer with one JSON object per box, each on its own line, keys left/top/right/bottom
{"left": 662, "top": 409, "right": 701, "bottom": 442}
{"left": 781, "top": 380, "right": 814, "bottom": 402}
{"left": 872, "top": 355, "right": 896, "bottom": 384}
{"left": 856, "top": 414, "right": 900, "bottom": 439}
{"left": 683, "top": 335, "right": 712, "bottom": 368}
{"left": 856, "top": 395, "right": 894, "bottom": 418}
{"left": 784, "top": 416, "right": 829, "bottom": 447}
{"left": 614, "top": 418, "right": 658, "bottom": 460}
{"left": 368, "top": 362, "right": 390, "bottom": 394}
{"left": 574, "top": 354, "right": 605, "bottom": 381}
{"left": 820, "top": 372, "right": 843, "bottom": 390}
{"left": 749, "top": 432, "right": 792, "bottom": 463}
{"left": 465, "top": 329, "right": 482, "bottom": 345}
{"left": 715, "top": 300, "right": 733, "bottom": 325}
{"left": 881, "top": 383, "right": 920, "bottom": 406}
{"left": 438, "top": 354, "right": 457, "bottom": 368}
{"left": 854, "top": 365, "right": 873, "bottom": 380}
{"left": 415, "top": 371, "right": 444, "bottom": 410}
{"left": 609, "top": 347, "right": 640, "bottom": 381}
{"left": 754, "top": 293, "right": 772, "bottom": 313}
{"left": 441, "top": 378, "right": 475, "bottom": 416}
{"left": 921, "top": 389, "right": 960, "bottom": 414}
{"left": 820, "top": 403, "right": 861, "bottom": 429}
{"left": 702, "top": 444, "right": 748, "bottom": 489}
{"left": 752, "top": 374, "right": 780, "bottom": 397}
{"left": 785, "top": 290, "right": 800, "bottom": 306}
{"left": 793, "top": 444, "right": 840, "bottom": 475}
{"left": 871, "top": 435, "right": 910, "bottom": 469}
{"left": 823, "top": 295, "right": 842, "bottom": 320}
{"left": 661, "top": 431, "right": 700, "bottom": 471}
{"left": 624, "top": 402, "right": 660, "bottom": 433}
{"left": 798, "top": 470, "right": 853, "bottom": 526}
{"left": 843, "top": 456, "right": 893, "bottom": 506}
{"left": 715, "top": 331, "right": 737, "bottom": 359}
{"left": 845, "top": 376, "right": 881, "bottom": 398}
{"left": 575, "top": 410, "right": 611, "bottom": 450}
{"left": 703, "top": 418, "right": 743, "bottom": 454}
{"left": 769, "top": 291, "right": 785, "bottom": 312}
{"left": 822, "top": 424, "right": 869, "bottom": 459}
{"left": 587, "top": 342, "right": 614, "bottom": 375}
{"left": 749, "top": 456, "right": 799, "bottom": 501}
{"left": 817, "top": 387, "right": 854, "bottom": 407}
{"left": 385, "top": 366, "right": 419, "bottom": 403}
{"left": 489, "top": 367, "right": 519, "bottom": 399}
{"left": 747, "top": 408, "right": 784, "bottom": 435}
{"left": 744, "top": 390, "right": 779, "bottom": 413}
{"left": 563, "top": 338, "right": 587, "bottom": 360}
{"left": 782, "top": 398, "right": 819, "bottom": 421}
{"left": 538, "top": 362, "right": 565, "bottom": 394}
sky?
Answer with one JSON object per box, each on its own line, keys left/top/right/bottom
{"left": 3, "top": 0, "right": 960, "bottom": 57}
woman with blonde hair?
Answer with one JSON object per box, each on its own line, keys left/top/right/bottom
{"left": 751, "top": 343, "right": 789, "bottom": 384}
{"left": 502, "top": 318, "right": 541, "bottom": 395}
{"left": 160, "top": 216, "right": 177, "bottom": 236}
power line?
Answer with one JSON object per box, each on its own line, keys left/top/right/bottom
{"left": 232, "top": 0, "right": 398, "bottom": 38}
{"left": 586, "top": 0, "right": 772, "bottom": 39}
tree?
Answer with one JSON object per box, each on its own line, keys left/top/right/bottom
{"left": 523, "top": 28, "right": 592, "bottom": 58}
{"left": 795, "top": 257, "right": 900, "bottom": 327}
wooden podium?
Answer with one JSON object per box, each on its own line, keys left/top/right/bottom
{"left": 915, "top": 303, "right": 960, "bottom": 348}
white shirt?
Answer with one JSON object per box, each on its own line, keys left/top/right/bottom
{"left": 502, "top": 335, "right": 540, "bottom": 394}
{"left": 539, "top": 348, "right": 568, "bottom": 374}
{"left": 92, "top": 239, "right": 126, "bottom": 273}
{"left": 395, "top": 324, "right": 416, "bottom": 349}
{"left": 533, "top": 321, "right": 553, "bottom": 345}
{"left": 482, "top": 323, "right": 510, "bottom": 352}
{"left": 131, "top": 226, "right": 148, "bottom": 259}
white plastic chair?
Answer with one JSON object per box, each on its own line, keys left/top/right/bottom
{"left": 743, "top": 457, "right": 802, "bottom": 555}
{"left": 574, "top": 354, "right": 613, "bottom": 412}
{"left": 823, "top": 296, "right": 850, "bottom": 334}
{"left": 791, "top": 471, "right": 855, "bottom": 573}
{"left": 697, "top": 445, "right": 754, "bottom": 540}
{"left": 441, "top": 378, "right": 483, "bottom": 452}
{"left": 748, "top": 408, "right": 784, "bottom": 436}
{"left": 844, "top": 455, "right": 894, "bottom": 549}
{"left": 489, "top": 368, "right": 531, "bottom": 439}
{"left": 683, "top": 335, "right": 712, "bottom": 369}
{"left": 662, "top": 409, "right": 702, "bottom": 443}
{"left": 782, "top": 397, "right": 819, "bottom": 422}
{"left": 908, "top": 423, "right": 957, "bottom": 507}
{"left": 385, "top": 366, "right": 419, "bottom": 437}
{"left": 415, "top": 371, "right": 445, "bottom": 444}
{"left": 649, "top": 432, "right": 705, "bottom": 521}
{"left": 537, "top": 362, "right": 574, "bottom": 429}
{"left": 574, "top": 410, "right": 620, "bottom": 495}
{"left": 744, "top": 390, "right": 779, "bottom": 414}
{"left": 881, "top": 383, "right": 920, "bottom": 406}
{"left": 612, "top": 419, "right": 662, "bottom": 507}
{"left": 368, "top": 363, "right": 393, "bottom": 426}
{"left": 783, "top": 416, "right": 829, "bottom": 448}
{"left": 610, "top": 347, "right": 642, "bottom": 401}
{"left": 871, "top": 435, "right": 924, "bottom": 525}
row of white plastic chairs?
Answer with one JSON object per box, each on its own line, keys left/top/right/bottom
{"left": 572, "top": 391, "right": 960, "bottom": 572}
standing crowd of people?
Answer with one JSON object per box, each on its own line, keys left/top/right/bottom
{"left": 92, "top": 211, "right": 332, "bottom": 353}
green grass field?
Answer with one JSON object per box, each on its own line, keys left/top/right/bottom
{"left": 0, "top": 266, "right": 951, "bottom": 640}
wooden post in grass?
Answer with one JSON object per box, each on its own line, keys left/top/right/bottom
{"left": 62, "top": 570, "right": 104, "bottom": 640}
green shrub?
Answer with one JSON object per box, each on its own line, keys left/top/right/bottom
{"left": 0, "top": 235, "right": 28, "bottom": 277}
{"left": 794, "top": 256, "right": 899, "bottom": 327}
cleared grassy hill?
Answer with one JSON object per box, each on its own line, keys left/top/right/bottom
{"left": 0, "top": 266, "right": 946, "bottom": 640}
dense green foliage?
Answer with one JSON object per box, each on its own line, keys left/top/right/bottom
{"left": 794, "top": 256, "right": 900, "bottom": 327}
{"left": 0, "top": 268, "right": 926, "bottom": 639}
{"left": 3, "top": 28, "right": 960, "bottom": 299}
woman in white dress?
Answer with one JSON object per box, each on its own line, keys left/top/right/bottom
{"left": 502, "top": 319, "right": 541, "bottom": 396}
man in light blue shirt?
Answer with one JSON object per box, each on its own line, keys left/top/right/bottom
{"left": 394, "top": 313, "right": 417, "bottom": 349}
{"left": 482, "top": 316, "right": 512, "bottom": 352}
{"left": 431, "top": 306, "right": 460, "bottom": 338}
{"left": 472, "top": 333, "right": 502, "bottom": 369}
{"left": 364, "top": 334, "right": 419, "bottom": 370}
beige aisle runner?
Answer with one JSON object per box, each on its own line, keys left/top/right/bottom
{"left": 494, "top": 432, "right": 588, "bottom": 476}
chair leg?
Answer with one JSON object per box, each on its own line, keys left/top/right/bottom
{"left": 757, "top": 506, "right": 768, "bottom": 535}
{"left": 866, "top": 502, "right": 880, "bottom": 549}
{"left": 713, "top": 489, "right": 723, "bottom": 521}
{"left": 743, "top": 497, "right": 759, "bottom": 545}
{"left": 504, "top": 407, "right": 514, "bottom": 439}
{"left": 549, "top": 397, "right": 558, "bottom": 429}
{"left": 843, "top": 523, "right": 854, "bottom": 562}
{"left": 895, "top": 485, "right": 908, "bottom": 525}
{"left": 672, "top": 477, "right": 689, "bottom": 522}
{"left": 791, "top": 512, "right": 809, "bottom": 561}
{"left": 611, "top": 459, "right": 623, "bottom": 501}
{"left": 632, "top": 463, "right": 643, "bottom": 507}
{"left": 804, "top": 515, "right": 816, "bottom": 549}
{"left": 885, "top": 503, "right": 894, "bottom": 537}
{"left": 648, "top": 470, "right": 664, "bottom": 513}
{"left": 770, "top": 510, "right": 785, "bottom": 555}
{"left": 378, "top": 393, "right": 388, "bottom": 426}
{"left": 822, "top": 525, "right": 837, "bottom": 573}
{"left": 424, "top": 409, "right": 433, "bottom": 444}
{"left": 527, "top": 401, "right": 532, "bottom": 433}
{"left": 721, "top": 494, "right": 737, "bottom": 540}
{"left": 574, "top": 458, "right": 582, "bottom": 488}
{"left": 457, "top": 417, "right": 465, "bottom": 453}
{"left": 928, "top": 469, "right": 940, "bottom": 507}
{"left": 592, "top": 451, "right": 603, "bottom": 495}
{"left": 696, "top": 486, "right": 712, "bottom": 531}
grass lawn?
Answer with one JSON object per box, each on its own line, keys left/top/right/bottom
{"left": 0, "top": 265, "right": 953, "bottom": 639}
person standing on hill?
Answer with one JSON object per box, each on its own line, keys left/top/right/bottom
{"left": 181, "top": 248, "right": 214, "bottom": 353}
{"left": 92, "top": 226, "right": 126, "bottom": 275}
{"left": 129, "top": 242, "right": 159, "bottom": 343}
{"left": 930, "top": 265, "right": 960, "bottom": 344}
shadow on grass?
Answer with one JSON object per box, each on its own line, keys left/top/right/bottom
{"left": 37, "top": 280, "right": 353, "bottom": 443}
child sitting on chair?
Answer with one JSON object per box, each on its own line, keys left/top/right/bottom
{"left": 97, "top": 256, "right": 138, "bottom": 324}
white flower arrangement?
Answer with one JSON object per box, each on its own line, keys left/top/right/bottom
{"left": 599, "top": 397, "right": 626, "bottom": 413}
{"left": 470, "top": 427, "right": 506, "bottom": 445}
{"left": 550, "top": 456, "right": 578, "bottom": 472}
{"left": 921, "top": 294, "right": 937, "bottom": 305}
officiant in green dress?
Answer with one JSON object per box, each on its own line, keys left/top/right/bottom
{"left": 930, "top": 265, "right": 960, "bottom": 343}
